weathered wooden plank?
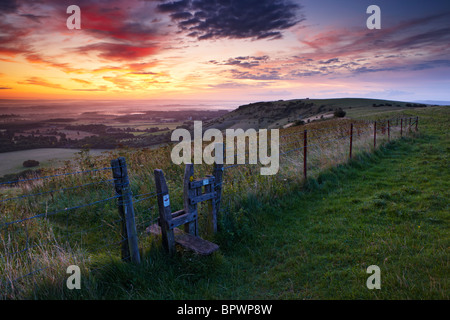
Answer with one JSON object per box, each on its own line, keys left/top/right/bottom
{"left": 154, "top": 169, "right": 176, "bottom": 254}
{"left": 175, "top": 233, "right": 219, "bottom": 255}
{"left": 147, "top": 224, "right": 219, "bottom": 255}
{"left": 170, "top": 210, "right": 198, "bottom": 230}
{"left": 189, "top": 177, "right": 215, "bottom": 189}
{"left": 171, "top": 209, "right": 186, "bottom": 218}
{"left": 189, "top": 192, "right": 217, "bottom": 205}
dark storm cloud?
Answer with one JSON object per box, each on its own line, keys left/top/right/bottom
{"left": 156, "top": 0, "right": 304, "bottom": 40}
{"left": 0, "top": 0, "right": 19, "bottom": 14}
{"left": 19, "top": 14, "right": 47, "bottom": 23}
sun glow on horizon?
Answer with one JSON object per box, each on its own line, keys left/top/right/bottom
{"left": 0, "top": 0, "right": 449, "bottom": 103}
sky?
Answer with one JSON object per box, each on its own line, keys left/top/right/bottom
{"left": 0, "top": 0, "right": 450, "bottom": 104}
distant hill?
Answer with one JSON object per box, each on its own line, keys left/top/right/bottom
{"left": 414, "top": 100, "right": 450, "bottom": 106}
{"left": 202, "top": 98, "right": 430, "bottom": 131}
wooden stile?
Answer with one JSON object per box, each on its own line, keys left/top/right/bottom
{"left": 149, "top": 163, "right": 223, "bottom": 255}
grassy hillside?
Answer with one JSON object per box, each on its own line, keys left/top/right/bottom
{"left": 0, "top": 105, "right": 446, "bottom": 299}
{"left": 204, "top": 98, "right": 431, "bottom": 131}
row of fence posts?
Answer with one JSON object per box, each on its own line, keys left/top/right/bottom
{"left": 302, "top": 116, "right": 418, "bottom": 181}
{"left": 109, "top": 117, "right": 418, "bottom": 264}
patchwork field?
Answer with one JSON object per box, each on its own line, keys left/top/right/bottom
{"left": 0, "top": 148, "right": 110, "bottom": 177}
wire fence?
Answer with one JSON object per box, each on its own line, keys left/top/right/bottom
{"left": 0, "top": 116, "right": 419, "bottom": 299}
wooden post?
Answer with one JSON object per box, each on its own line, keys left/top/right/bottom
{"left": 111, "top": 158, "right": 129, "bottom": 261}
{"left": 213, "top": 143, "right": 224, "bottom": 216}
{"left": 154, "top": 169, "right": 176, "bottom": 254}
{"left": 349, "top": 123, "right": 353, "bottom": 159}
{"left": 205, "top": 174, "right": 217, "bottom": 234}
{"left": 415, "top": 117, "right": 419, "bottom": 132}
{"left": 374, "top": 121, "right": 377, "bottom": 148}
{"left": 387, "top": 120, "right": 390, "bottom": 141}
{"left": 111, "top": 157, "right": 140, "bottom": 264}
{"left": 303, "top": 129, "right": 307, "bottom": 180}
{"left": 183, "top": 164, "right": 198, "bottom": 236}
{"left": 401, "top": 118, "right": 403, "bottom": 137}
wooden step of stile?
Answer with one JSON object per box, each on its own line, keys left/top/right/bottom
{"left": 146, "top": 224, "right": 219, "bottom": 255}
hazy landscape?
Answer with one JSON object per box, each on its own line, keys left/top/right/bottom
{"left": 0, "top": 97, "right": 435, "bottom": 180}
{"left": 0, "top": 100, "right": 233, "bottom": 178}
{"left": 1, "top": 97, "right": 448, "bottom": 300}
{"left": 1, "top": 0, "right": 449, "bottom": 305}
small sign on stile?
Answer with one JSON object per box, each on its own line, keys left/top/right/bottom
{"left": 163, "top": 194, "right": 170, "bottom": 207}
{"left": 203, "top": 179, "right": 209, "bottom": 186}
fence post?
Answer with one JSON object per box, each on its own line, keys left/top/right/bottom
{"left": 374, "top": 121, "right": 377, "bottom": 148}
{"left": 415, "top": 117, "right": 419, "bottom": 132}
{"left": 154, "top": 169, "right": 176, "bottom": 254}
{"left": 111, "top": 157, "right": 141, "bottom": 264}
{"left": 401, "top": 118, "right": 403, "bottom": 137}
{"left": 183, "top": 164, "right": 198, "bottom": 236}
{"left": 387, "top": 120, "right": 390, "bottom": 141}
{"left": 213, "top": 143, "right": 225, "bottom": 217}
{"left": 303, "top": 129, "right": 307, "bottom": 180}
{"left": 349, "top": 123, "right": 353, "bottom": 159}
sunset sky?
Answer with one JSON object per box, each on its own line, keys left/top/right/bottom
{"left": 1, "top": 0, "right": 450, "bottom": 103}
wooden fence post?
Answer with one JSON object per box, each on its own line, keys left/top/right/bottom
{"left": 183, "top": 164, "right": 198, "bottom": 236}
{"left": 401, "top": 118, "right": 403, "bottom": 137}
{"left": 415, "top": 117, "right": 419, "bottom": 132}
{"left": 303, "top": 129, "right": 307, "bottom": 180}
{"left": 111, "top": 157, "right": 140, "bottom": 264}
{"left": 374, "top": 121, "right": 377, "bottom": 148}
{"left": 388, "top": 120, "right": 390, "bottom": 141}
{"left": 213, "top": 143, "right": 224, "bottom": 218}
{"left": 154, "top": 169, "right": 176, "bottom": 254}
{"left": 349, "top": 123, "right": 353, "bottom": 159}
{"left": 205, "top": 174, "right": 218, "bottom": 235}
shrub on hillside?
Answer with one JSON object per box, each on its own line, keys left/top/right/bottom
{"left": 334, "top": 108, "right": 346, "bottom": 118}
{"left": 23, "top": 160, "right": 40, "bottom": 168}
{"left": 293, "top": 120, "right": 305, "bottom": 127}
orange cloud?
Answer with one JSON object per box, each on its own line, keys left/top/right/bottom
{"left": 71, "top": 78, "right": 92, "bottom": 85}
{"left": 17, "top": 77, "right": 66, "bottom": 90}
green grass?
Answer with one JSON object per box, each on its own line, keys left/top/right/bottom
{"left": 26, "top": 106, "right": 448, "bottom": 300}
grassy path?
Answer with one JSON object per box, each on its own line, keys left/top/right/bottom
{"left": 36, "top": 107, "right": 449, "bottom": 300}
{"left": 235, "top": 137, "right": 448, "bottom": 299}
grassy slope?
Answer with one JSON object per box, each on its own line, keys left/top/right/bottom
{"left": 34, "top": 106, "right": 449, "bottom": 300}
{"left": 204, "top": 98, "right": 425, "bottom": 131}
